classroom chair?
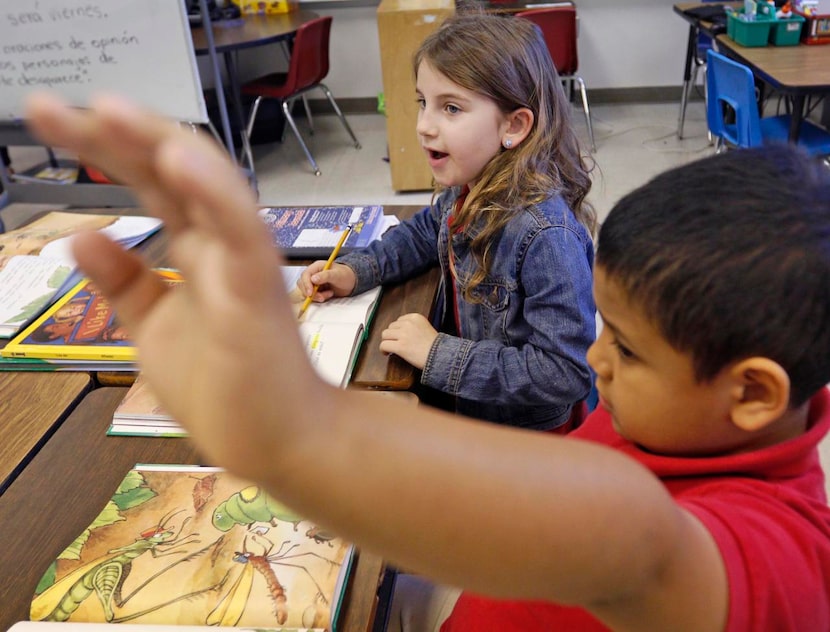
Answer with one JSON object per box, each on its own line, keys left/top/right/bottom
{"left": 240, "top": 16, "right": 361, "bottom": 177}
{"left": 705, "top": 50, "right": 830, "bottom": 157}
{"left": 515, "top": 5, "right": 596, "bottom": 153}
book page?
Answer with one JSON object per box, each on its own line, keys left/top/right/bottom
{"left": 0, "top": 256, "right": 73, "bottom": 338}
{"left": 281, "top": 266, "right": 382, "bottom": 326}
{"left": 299, "top": 321, "right": 364, "bottom": 388}
{"left": 0, "top": 212, "right": 118, "bottom": 258}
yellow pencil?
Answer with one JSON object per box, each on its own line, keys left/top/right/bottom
{"left": 297, "top": 224, "right": 352, "bottom": 320}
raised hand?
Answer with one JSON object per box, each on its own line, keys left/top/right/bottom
{"left": 24, "top": 92, "right": 323, "bottom": 482}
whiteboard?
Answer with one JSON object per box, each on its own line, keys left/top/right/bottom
{"left": 0, "top": 0, "right": 208, "bottom": 122}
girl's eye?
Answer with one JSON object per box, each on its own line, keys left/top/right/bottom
{"left": 416, "top": 98, "right": 425, "bottom": 109}
{"left": 445, "top": 104, "right": 460, "bottom": 115}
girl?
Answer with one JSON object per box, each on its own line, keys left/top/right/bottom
{"left": 300, "top": 12, "right": 596, "bottom": 431}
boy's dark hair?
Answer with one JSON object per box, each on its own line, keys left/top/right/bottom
{"left": 597, "top": 145, "right": 830, "bottom": 406}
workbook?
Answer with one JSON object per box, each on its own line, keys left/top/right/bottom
{"left": 260, "top": 205, "right": 394, "bottom": 259}
{"left": 282, "top": 266, "right": 382, "bottom": 388}
{"left": 0, "top": 211, "right": 162, "bottom": 338}
{"left": 1, "top": 270, "right": 182, "bottom": 364}
{"left": 28, "top": 464, "right": 354, "bottom": 631}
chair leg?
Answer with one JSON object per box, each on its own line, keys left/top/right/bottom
{"left": 302, "top": 95, "right": 314, "bottom": 135}
{"left": 318, "top": 83, "right": 361, "bottom": 150}
{"left": 245, "top": 96, "right": 264, "bottom": 141}
{"left": 282, "top": 100, "right": 322, "bottom": 176}
{"left": 574, "top": 76, "right": 595, "bottom": 153}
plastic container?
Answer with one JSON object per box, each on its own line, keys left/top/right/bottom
{"left": 769, "top": 14, "right": 806, "bottom": 45}
{"left": 727, "top": 10, "right": 774, "bottom": 46}
{"left": 793, "top": 8, "right": 830, "bottom": 44}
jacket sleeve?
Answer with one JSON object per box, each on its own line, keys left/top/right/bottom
{"left": 421, "top": 224, "right": 595, "bottom": 407}
{"left": 336, "top": 202, "right": 444, "bottom": 295}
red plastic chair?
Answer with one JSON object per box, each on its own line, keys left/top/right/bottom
{"left": 516, "top": 6, "right": 596, "bottom": 152}
{"left": 240, "top": 16, "right": 361, "bottom": 176}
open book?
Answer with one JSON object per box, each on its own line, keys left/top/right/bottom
{"left": 0, "top": 211, "right": 162, "bottom": 338}
{"left": 283, "top": 266, "right": 382, "bottom": 388}
{"left": 260, "top": 205, "right": 397, "bottom": 259}
{"left": 29, "top": 464, "right": 354, "bottom": 631}
{"left": 1, "top": 270, "right": 182, "bottom": 364}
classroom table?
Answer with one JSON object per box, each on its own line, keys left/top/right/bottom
{"left": 714, "top": 34, "right": 830, "bottom": 142}
{"left": 190, "top": 11, "right": 320, "bottom": 176}
{"left": 0, "top": 387, "right": 385, "bottom": 632}
{"left": 0, "top": 371, "right": 91, "bottom": 495}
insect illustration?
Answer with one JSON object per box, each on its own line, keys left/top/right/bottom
{"left": 212, "top": 486, "right": 304, "bottom": 532}
{"left": 190, "top": 473, "right": 217, "bottom": 512}
{"left": 31, "top": 510, "right": 204, "bottom": 622}
{"left": 206, "top": 531, "right": 343, "bottom": 627}
{"left": 306, "top": 526, "right": 336, "bottom": 547}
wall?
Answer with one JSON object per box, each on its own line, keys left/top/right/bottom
{"left": 202, "top": 1, "right": 693, "bottom": 101}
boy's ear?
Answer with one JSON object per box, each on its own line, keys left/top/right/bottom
{"left": 503, "top": 107, "right": 534, "bottom": 148}
{"left": 727, "top": 358, "right": 791, "bottom": 432}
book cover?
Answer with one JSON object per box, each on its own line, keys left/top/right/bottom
{"left": 0, "top": 211, "right": 162, "bottom": 338}
{"left": 30, "top": 465, "right": 354, "bottom": 631}
{"left": 260, "top": 206, "right": 386, "bottom": 259}
{"left": 1, "top": 269, "right": 182, "bottom": 363}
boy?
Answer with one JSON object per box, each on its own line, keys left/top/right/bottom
{"left": 25, "top": 93, "right": 830, "bottom": 631}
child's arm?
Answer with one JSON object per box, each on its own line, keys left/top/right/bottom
{"left": 26, "top": 93, "right": 727, "bottom": 632}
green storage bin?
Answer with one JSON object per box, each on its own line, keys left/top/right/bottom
{"left": 727, "top": 10, "right": 773, "bottom": 46}
{"left": 769, "top": 14, "right": 805, "bottom": 46}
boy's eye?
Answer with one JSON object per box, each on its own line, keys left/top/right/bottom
{"left": 612, "top": 340, "right": 636, "bottom": 361}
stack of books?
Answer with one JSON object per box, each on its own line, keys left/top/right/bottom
{"left": 0, "top": 269, "right": 182, "bottom": 371}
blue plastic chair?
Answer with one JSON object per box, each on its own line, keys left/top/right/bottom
{"left": 705, "top": 50, "right": 830, "bottom": 156}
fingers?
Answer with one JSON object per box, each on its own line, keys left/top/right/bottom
{"left": 299, "top": 261, "right": 327, "bottom": 296}
{"left": 71, "top": 231, "right": 168, "bottom": 332}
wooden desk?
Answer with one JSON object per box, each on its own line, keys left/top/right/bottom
{"left": 0, "top": 387, "right": 384, "bottom": 632}
{"left": 715, "top": 34, "right": 830, "bottom": 141}
{"left": 0, "top": 372, "right": 91, "bottom": 495}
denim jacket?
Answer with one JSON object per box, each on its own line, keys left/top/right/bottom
{"left": 338, "top": 187, "right": 595, "bottom": 430}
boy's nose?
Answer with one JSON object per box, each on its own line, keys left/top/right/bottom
{"left": 586, "top": 339, "right": 609, "bottom": 380}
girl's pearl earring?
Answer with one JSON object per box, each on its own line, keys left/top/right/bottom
{"left": 503, "top": 138, "right": 513, "bottom": 149}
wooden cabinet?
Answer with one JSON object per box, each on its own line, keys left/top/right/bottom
{"left": 377, "top": 0, "right": 454, "bottom": 192}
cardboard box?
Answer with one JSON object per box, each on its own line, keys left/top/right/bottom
{"left": 377, "top": 0, "right": 454, "bottom": 192}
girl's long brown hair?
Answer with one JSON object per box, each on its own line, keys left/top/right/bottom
{"left": 414, "top": 11, "right": 595, "bottom": 300}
